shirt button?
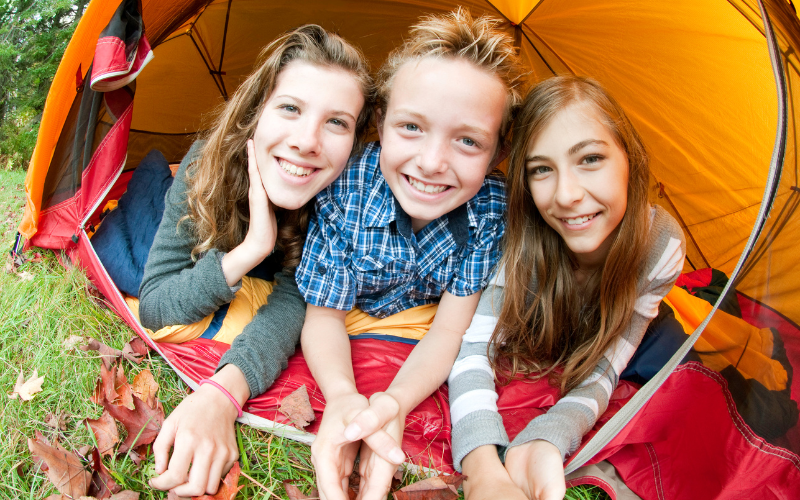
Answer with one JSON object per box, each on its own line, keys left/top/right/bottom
{"left": 317, "top": 264, "right": 326, "bottom": 275}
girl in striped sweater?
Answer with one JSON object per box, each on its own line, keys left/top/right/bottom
{"left": 448, "top": 76, "right": 686, "bottom": 500}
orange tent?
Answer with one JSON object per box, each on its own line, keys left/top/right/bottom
{"left": 18, "top": 0, "right": 800, "bottom": 497}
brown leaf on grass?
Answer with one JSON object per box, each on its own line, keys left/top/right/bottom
{"left": 31, "top": 431, "right": 51, "bottom": 472}
{"left": 126, "top": 448, "right": 143, "bottom": 465}
{"left": 283, "top": 478, "right": 318, "bottom": 500}
{"left": 437, "top": 475, "right": 465, "bottom": 490}
{"left": 126, "top": 337, "right": 151, "bottom": 357}
{"left": 104, "top": 393, "right": 164, "bottom": 453}
{"left": 131, "top": 370, "right": 159, "bottom": 409}
{"left": 87, "top": 411, "right": 120, "bottom": 456}
{"left": 114, "top": 365, "right": 135, "bottom": 410}
{"left": 279, "top": 385, "right": 315, "bottom": 429}
{"left": 347, "top": 470, "right": 361, "bottom": 500}
{"left": 392, "top": 476, "right": 458, "bottom": 500}
{"left": 85, "top": 282, "right": 108, "bottom": 309}
{"left": 195, "top": 462, "right": 244, "bottom": 500}
{"left": 8, "top": 370, "right": 45, "bottom": 400}
{"left": 45, "top": 412, "right": 68, "bottom": 431}
{"left": 64, "top": 335, "right": 87, "bottom": 350}
{"left": 88, "top": 447, "right": 122, "bottom": 499}
{"left": 81, "top": 337, "right": 124, "bottom": 370}
{"left": 109, "top": 492, "right": 140, "bottom": 500}
{"left": 28, "top": 435, "right": 91, "bottom": 498}
{"left": 17, "top": 270, "right": 34, "bottom": 281}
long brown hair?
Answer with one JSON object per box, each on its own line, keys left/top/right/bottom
{"left": 491, "top": 75, "right": 651, "bottom": 392}
{"left": 376, "top": 8, "right": 525, "bottom": 147}
{"left": 183, "top": 25, "right": 374, "bottom": 270}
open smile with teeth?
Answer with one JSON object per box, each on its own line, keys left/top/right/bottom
{"left": 407, "top": 175, "right": 448, "bottom": 194}
{"left": 563, "top": 213, "right": 599, "bottom": 226}
{"left": 279, "top": 158, "right": 314, "bottom": 177}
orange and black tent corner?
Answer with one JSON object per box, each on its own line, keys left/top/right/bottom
{"left": 16, "top": 0, "right": 800, "bottom": 497}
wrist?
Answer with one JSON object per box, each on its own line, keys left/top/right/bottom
{"left": 196, "top": 382, "right": 242, "bottom": 420}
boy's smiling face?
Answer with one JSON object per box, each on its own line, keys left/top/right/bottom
{"left": 378, "top": 57, "right": 507, "bottom": 232}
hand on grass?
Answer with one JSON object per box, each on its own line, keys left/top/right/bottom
{"left": 148, "top": 367, "right": 247, "bottom": 497}
{"left": 504, "top": 440, "right": 566, "bottom": 500}
{"left": 312, "top": 393, "right": 370, "bottom": 500}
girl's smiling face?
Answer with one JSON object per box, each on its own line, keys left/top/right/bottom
{"left": 526, "top": 102, "right": 629, "bottom": 270}
{"left": 253, "top": 61, "right": 365, "bottom": 210}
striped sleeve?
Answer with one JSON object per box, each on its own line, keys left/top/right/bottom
{"left": 448, "top": 268, "right": 509, "bottom": 471}
{"left": 507, "top": 206, "right": 686, "bottom": 460}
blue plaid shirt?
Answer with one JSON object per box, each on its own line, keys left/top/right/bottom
{"left": 296, "top": 142, "right": 506, "bottom": 318}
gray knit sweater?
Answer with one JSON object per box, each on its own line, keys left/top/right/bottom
{"left": 447, "top": 205, "right": 686, "bottom": 471}
{"left": 138, "top": 141, "right": 306, "bottom": 398}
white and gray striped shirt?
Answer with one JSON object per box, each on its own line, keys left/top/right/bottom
{"left": 448, "top": 205, "right": 686, "bottom": 471}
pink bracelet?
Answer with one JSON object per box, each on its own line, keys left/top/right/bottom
{"left": 199, "top": 379, "right": 243, "bottom": 418}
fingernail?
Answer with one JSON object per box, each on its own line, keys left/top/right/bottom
{"left": 344, "top": 423, "right": 361, "bottom": 441}
{"left": 389, "top": 448, "right": 405, "bottom": 464}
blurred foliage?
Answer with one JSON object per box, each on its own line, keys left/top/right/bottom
{"left": 0, "top": 0, "right": 86, "bottom": 170}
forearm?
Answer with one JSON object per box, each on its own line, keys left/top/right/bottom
{"left": 385, "top": 292, "right": 481, "bottom": 416}
{"left": 301, "top": 305, "right": 358, "bottom": 400}
{"left": 217, "top": 270, "right": 306, "bottom": 397}
{"left": 220, "top": 242, "right": 271, "bottom": 287}
{"left": 385, "top": 325, "right": 464, "bottom": 415}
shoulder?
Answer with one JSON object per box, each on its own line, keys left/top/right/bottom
{"left": 643, "top": 205, "right": 686, "bottom": 283}
{"left": 466, "top": 171, "right": 507, "bottom": 226}
{"left": 171, "top": 140, "right": 205, "bottom": 194}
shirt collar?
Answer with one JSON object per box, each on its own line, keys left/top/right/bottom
{"left": 365, "top": 175, "right": 470, "bottom": 247}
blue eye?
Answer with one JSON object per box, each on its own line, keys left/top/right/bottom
{"left": 529, "top": 165, "right": 552, "bottom": 176}
{"left": 583, "top": 154, "right": 603, "bottom": 164}
{"left": 403, "top": 123, "right": 419, "bottom": 132}
{"left": 329, "top": 118, "right": 348, "bottom": 129}
{"left": 280, "top": 104, "right": 299, "bottom": 113}
{"left": 461, "top": 137, "right": 476, "bottom": 147}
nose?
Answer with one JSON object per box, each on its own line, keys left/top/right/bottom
{"left": 287, "top": 117, "right": 321, "bottom": 156}
{"left": 554, "top": 168, "right": 584, "bottom": 207}
{"left": 415, "top": 137, "right": 448, "bottom": 177}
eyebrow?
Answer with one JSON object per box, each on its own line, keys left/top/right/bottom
{"left": 569, "top": 139, "right": 608, "bottom": 155}
{"left": 275, "top": 95, "right": 357, "bottom": 123}
{"left": 526, "top": 139, "right": 609, "bottom": 163}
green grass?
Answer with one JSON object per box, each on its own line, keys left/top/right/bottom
{"left": 0, "top": 169, "right": 609, "bottom": 500}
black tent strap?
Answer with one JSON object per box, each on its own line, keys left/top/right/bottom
{"left": 565, "top": 0, "right": 789, "bottom": 474}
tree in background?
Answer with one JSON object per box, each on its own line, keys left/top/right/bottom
{"left": 0, "top": 0, "right": 86, "bottom": 170}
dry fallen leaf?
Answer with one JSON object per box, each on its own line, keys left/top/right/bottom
{"left": 196, "top": 462, "right": 243, "bottom": 500}
{"left": 131, "top": 370, "right": 159, "bottom": 409}
{"left": 45, "top": 412, "right": 68, "bottom": 431}
{"left": 279, "top": 385, "right": 315, "bottom": 429}
{"left": 114, "top": 365, "right": 135, "bottom": 410}
{"left": 392, "top": 476, "right": 459, "bottom": 500}
{"left": 17, "top": 270, "right": 34, "bottom": 281}
{"left": 87, "top": 411, "right": 120, "bottom": 457}
{"left": 126, "top": 337, "right": 151, "bottom": 357}
{"left": 283, "top": 478, "right": 318, "bottom": 500}
{"left": 9, "top": 370, "right": 45, "bottom": 400}
{"left": 64, "top": 335, "right": 87, "bottom": 350}
{"left": 109, "top": 492, "right": 140, "bottom": 500}
{"left": 88, "top": 447, "right": 121, "bottom": 499}
{"left": 103, "top": 393, "right": 164, "bottom": 453}
{"left": 81, "top": 337, "right": 124, "bottom": 370}
{"left": 28, "top": 435, "right": 92, "bottom": 498}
